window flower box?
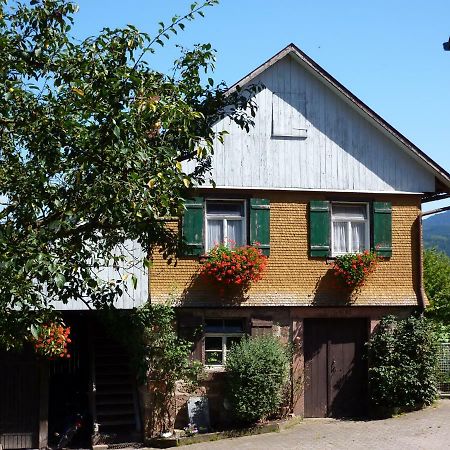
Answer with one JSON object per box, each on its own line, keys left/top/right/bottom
{"left": 332, "top": 250, "right": 379, "bottom": 291}
{"left": 200, "top": 243, "right": 267, "bottom": 288}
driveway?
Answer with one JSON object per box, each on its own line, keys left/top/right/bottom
{"left": 182, "top": 399, "right": 450, "bottom": 450}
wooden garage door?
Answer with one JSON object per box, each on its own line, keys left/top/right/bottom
{"left": 0, "top": 350, "right": 40, "bottom": 449}
{"left": 304, "top": 319, "right": 368, "bottom": 418}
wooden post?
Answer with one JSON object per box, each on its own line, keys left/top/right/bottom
{"left": 38, "top": 362, "right": 49, "bottom": 449}
{"left": 291, "top": 317, "right": 304, "bottom": 417}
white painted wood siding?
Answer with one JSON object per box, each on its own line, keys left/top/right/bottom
{"left": 52, "top": 240, "right": 148, "bottom": 310}
{"left": 187, "top": 55, "right": 435, "bottom": 193}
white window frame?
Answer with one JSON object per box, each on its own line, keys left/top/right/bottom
{"left": 331, "top": 202, "right": 370, "bottom": 256}
{"left": 204, "top": 318, "right": 245, "bottom": 367}
{"left": 204, "top": 199, "right": 247, "bottom": 251}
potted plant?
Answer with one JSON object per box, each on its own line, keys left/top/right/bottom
{"left": 31, "top": 322, "right": 71, "bottom": 359}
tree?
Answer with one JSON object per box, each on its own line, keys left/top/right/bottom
{"left": 424, "top": 248, "right": 450, "bottom": 330}
{"left": 0, "top": 0, "right": 258, "bottom": 349}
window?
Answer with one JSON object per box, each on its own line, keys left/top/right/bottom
{"left": 182, "top": 197, "right": 270, "bottom": 256}
{"left": 331, "top": 203, "right": 369, "bottom": 255}
{"left": 204, "top": 318, "right": 245, "bottom": 366}
{"left": 310, "top": 200, "right": 392, "bottom": 258}
{"left": 205, "top": 200, "right": 246, "bottom": 251}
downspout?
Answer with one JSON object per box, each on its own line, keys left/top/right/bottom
{"left": 417, "top": 211, "right": 426, "bottom": 315}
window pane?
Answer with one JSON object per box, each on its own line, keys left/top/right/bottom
{"left": 205, "top": 319, "right": 223, "bottom": 333}
{"left": 227, "top": 220, "right": 243, "bottom": 247}
{"left": 207, "top": 219, "right": 223, "bottom": 248}
{"left": 351, "top": 222, "right": 366, "bottom": 253}
{"left": 332, "top": 204, "right": 366, "bottom": 220}
{"left": 205, "top": 351, "right": 223, "bottom": 365}
{"left": 206, "top": 202, "right": 244, "bottom": 217}
{"left": 226, "top": 336, "right": 242, "bottom": 350}
{"left": 223, "top": 319, "right": 245, "bottom": 333}
{"left": 205, "top": 336, "right": 222, "bottom": 350}
{"left": 333, "top": 222, "right": 348, "bottom": 254}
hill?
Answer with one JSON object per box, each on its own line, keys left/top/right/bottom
{"left": 423, "top": 210, "right": 450, "bottom": 256}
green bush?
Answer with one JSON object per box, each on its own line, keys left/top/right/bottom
{"left": 225, "top": 335, "right": 290, "bottom": 423}
{"left": 367, "top": 315, "right": 438, "bottom": 411}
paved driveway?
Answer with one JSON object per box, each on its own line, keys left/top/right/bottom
{"left": 183, "top": 399, "right": 450, "bottom": 450}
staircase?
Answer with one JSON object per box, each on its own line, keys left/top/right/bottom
{"left": 92, "top": 335, "right": 141, "bottom": 444}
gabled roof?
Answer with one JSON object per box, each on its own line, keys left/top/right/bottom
{"left": 227, "top": 43, "right": 450, "bottom": 194}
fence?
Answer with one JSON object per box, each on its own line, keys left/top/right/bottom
{"left": 438, "top": 343, "right": 450, "bottom": 395}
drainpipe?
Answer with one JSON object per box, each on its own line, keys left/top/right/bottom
{"left": 416, "top": 212, "right": 426, "bottom": 315}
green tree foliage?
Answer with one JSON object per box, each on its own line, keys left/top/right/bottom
{"left": 0, "top": 0, "right": 258, "bottom": 348}
{"left": 424, "top": 248, "right": 450, "bottom": 325}
{"left": 367, "top": 315, "right": 438, "bottom": 411}
{"left": 225, "top": 335, "right": 290, "bottom": 424}
{"left": 423, "top": 211, "right": 450, "bottom": 256}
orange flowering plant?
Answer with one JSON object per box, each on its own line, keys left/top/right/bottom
{"left": 200, "top": 243, "right": 268, "bottom": 287}
{"left": 332, "top": 250, "right": 379, "bottom": 290}
{"left": 31, "top": 322, "right": 71, "bottom": 359}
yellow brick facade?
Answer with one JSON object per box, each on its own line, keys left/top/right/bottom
{"left": 150, "top": 190, "right": 422, "bottom": 307}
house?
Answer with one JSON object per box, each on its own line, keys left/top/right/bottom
{"left": 0, "top": 242, "right": 148, "bottom": 449}
{"left": 2, "top": 43, "right": 450, "bottom": 449}
{"left": 149, "top": 44, "right": 450, "bottom": 423}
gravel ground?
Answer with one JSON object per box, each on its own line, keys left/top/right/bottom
{"left": 175, "top": 399, "right": 450, "bottom": 450}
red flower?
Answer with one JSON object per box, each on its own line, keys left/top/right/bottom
{"left": 200, "top": 243, "right": 267, "bottom": 287}
{"left": 31, "top": 322, "right": 71, "bottom": 360}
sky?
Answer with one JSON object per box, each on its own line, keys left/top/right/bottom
{"left": 72, "top": 0, "right": 450, "bottom": 211}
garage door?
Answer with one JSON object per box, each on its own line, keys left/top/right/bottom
{"left": 304, "top": 318, "right": 368, "bottom": 418}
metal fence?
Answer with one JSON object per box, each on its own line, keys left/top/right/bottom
{"left": 438, "top": 343, "right": 450, "bottom": 394}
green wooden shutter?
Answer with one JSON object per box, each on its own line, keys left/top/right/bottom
{"left": 309, "top": 200, "right": 330, "bottom": 257}
{"left": 250, "top": 198, "right": 270, "bottom": 256}
{"left": 372, "top": 202, "right": 392, "bottom": 257}
{"left": 182, "top": 197, "right": 204, "bottom": 256}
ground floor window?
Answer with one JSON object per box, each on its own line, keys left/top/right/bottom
{"left": 204, "top": 318, "right": 245, "bottom": 366}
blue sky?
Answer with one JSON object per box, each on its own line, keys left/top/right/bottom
{"left": 73, "top": 0, "right": 450, "bottom": 210}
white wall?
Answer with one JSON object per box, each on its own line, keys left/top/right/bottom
{"left": 52, "top": 240, "right": 148, "bottom": 310}
{"left": 186, "top": 54, "right": 435, "bottom": 193}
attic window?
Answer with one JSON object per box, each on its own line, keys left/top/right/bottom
{"left": 272, "top": 92, "right": 307, "bottom": 139}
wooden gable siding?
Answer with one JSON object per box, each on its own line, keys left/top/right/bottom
{"left": 51, "top": 240, "right": 148, "bottom": 310}
{"left": 186, "top": 55, "right": 435, "bottom": 193}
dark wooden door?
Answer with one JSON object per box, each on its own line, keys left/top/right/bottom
{"left": 0, "top": 350, "right": 40, "bottom": 449}
{"left": 304, "top": 319, "right": 368, "bottom": 418}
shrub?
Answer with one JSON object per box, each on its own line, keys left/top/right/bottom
{"left": 367, "top": 315, "right": 438, "bottom": 411}
{"left": 225, "top": 335, "right": 290, "bottom": 423}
